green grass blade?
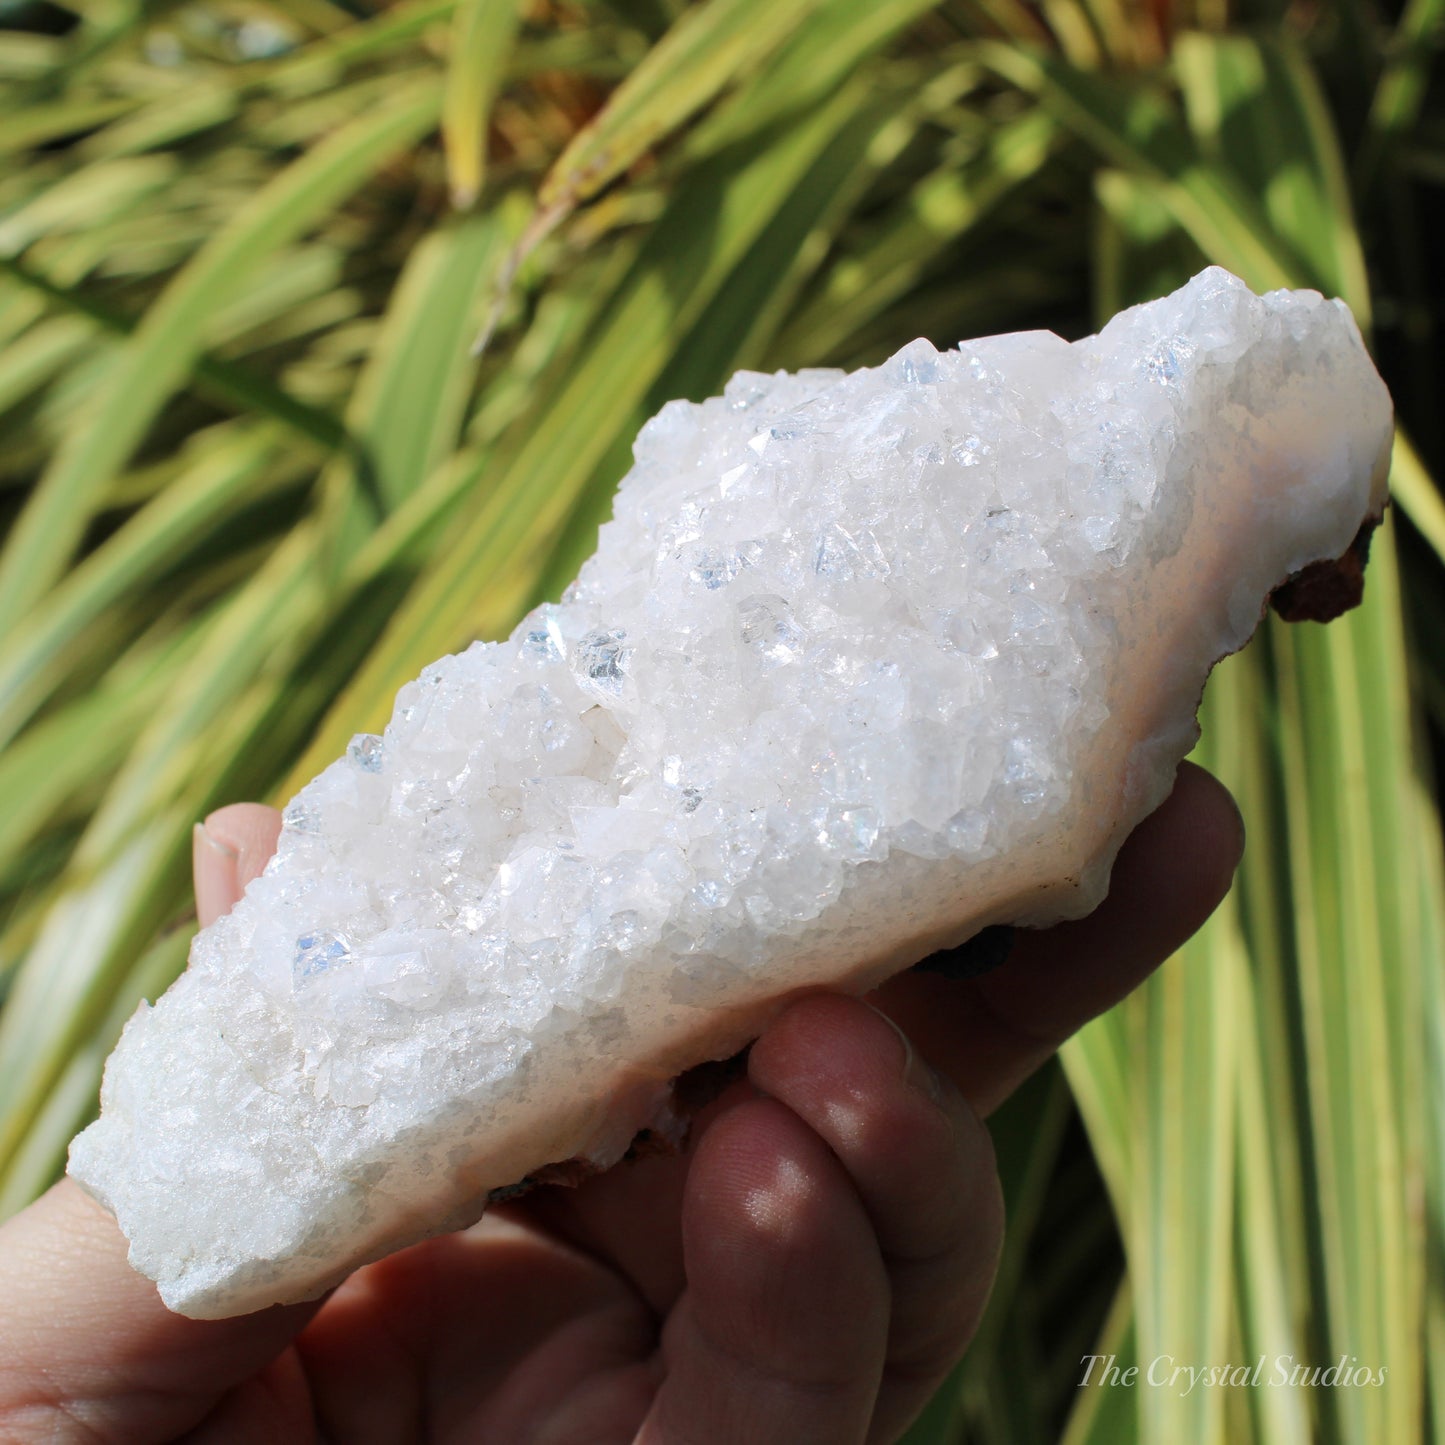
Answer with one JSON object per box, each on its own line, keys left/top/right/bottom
{"left": 1126, "top": 919, "right": 1239, "bottom": 1445}
{"left": 1392, "top": 431, "right": 1445, "bottom": 567}
{"left": 72, "top": 82, "right": 239, "bottom": 160}
{"left": 1173, "top": 31, "right": 1369, "bottom": 314}
{"left": 0, "top": 425, "right": 292, "bottom": 749}
{"left": 265, "top": 0, "right": 458, "bottom": 96}
{"left": 1232, "top": 962, "right": 1315, "bottom": 1444}
{"left": 530, "top": 0, "right": 828, "bottom": 236}
{"left": 0, "top": 32, "right": 62, "bottom": 82}
{"left": 0, "top": 154, "right": 177, "bottom": 256}
{"left": 1061, "top": 1010, "right": 1134, "bottom": 1232}
{"left": 0, "top": 253, "right": 348, "bottom": 451}
{"left": 442, "top": 0, "right": 526, "bottom": 208}
{"left": 1208, "top": 652, "right": 1317, "bottom": 1443}
{"left": 1060, "top": 1282, "right": 1138, "bottom": 1445}
{"left": 979, "top": 40, "right": 1301, "bottom": 292}
{"left": 343, "top": 212, "right": 509, "bottom": 512}
{"left": 1358, "top": 0, "right": 1445, "bottom": 191}
{"left": 1272, "top": 527, "right": 1429, "bottom": 1445}
{"left": 0, "top": 642, "right": 198, "bottom": 889}
{"left": 206, "top": 246, "right": 347, "bottom": 348}
{"left": 0, "top": 313, "right": 92, "bottom": 415}
{"left": 1420, "top": 858, "right": 1445, "bottom": 1445}
{"left": 774, "top": 106, "right": 1056, "bottom": 366}
{"left": 681, "top": 0, "right": 953, "bottom": 157}
{"left": 317, "top": 207, "right": 512, "bottom": 571}
{"left": 0, "top": 96, "right": 140, "bottom": 155}
{"left": 0, "top": 81, "right": 440, "bottom": 629}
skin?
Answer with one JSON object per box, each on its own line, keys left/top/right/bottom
{"left": 0, "top": 762, "right": 1242, "bottom": 1445}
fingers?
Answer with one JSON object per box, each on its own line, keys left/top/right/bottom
{"left": 192, "top": 803, "right": 282, "bottom": 927}
{"left": 874, "top": 761, "right": 1243, "bottom": 1115}
{"left": 636, "top": 998, "right": 1004, "bottom": 1445}
{"left": 749, "top": 996, "right": 1004, "bottom": 1444}
{"left": 510, "top": 1075, "right": 762, "bottom": 1319}
{"left": 293, "top": 1214, "right": 658, "bottom": 1445}
{"left": 636, "top": 1095, "right": 891, "bottom": 1445}
{"left": 0, "top": 1178, "right": 319, "bottom": 1443}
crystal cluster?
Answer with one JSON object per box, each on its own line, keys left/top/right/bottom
{"left": 69, "top": 268, "right": 1392, "bottom": 1317}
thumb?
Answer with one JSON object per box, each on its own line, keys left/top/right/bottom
{"left": 0, "top": 1179, "right": 320, "bottom": 1441}
{"left": 192, "top": 802, "right": 283, "bottom": 927}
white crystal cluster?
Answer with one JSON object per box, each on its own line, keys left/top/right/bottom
{"left": 69, "top": 268, "right": 1392, "bottom": 1317}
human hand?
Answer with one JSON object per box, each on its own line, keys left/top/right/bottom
{"left": 0, "top": 762, "right": 1242, "bottom": 1444}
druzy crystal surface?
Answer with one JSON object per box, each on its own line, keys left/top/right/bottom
{"left": 69, "top": 268, "right": 1393, "bottom": 1317}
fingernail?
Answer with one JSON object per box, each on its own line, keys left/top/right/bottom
{"left": 864, "top": 1002, "right": 942, "bottom": 1104}
{"left": 193, "top": 822, "right": 243, "bottom": 929}
{"left": 194, "top": 820, "right": 239, "bottom": 860}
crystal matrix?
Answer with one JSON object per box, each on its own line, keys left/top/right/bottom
{"left": 69, "top": 268, "right": 1393, "bottom": 1317}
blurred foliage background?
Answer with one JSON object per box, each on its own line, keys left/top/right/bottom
{"left": 0, "top": 0, "right": 1442, "bottom": 1440}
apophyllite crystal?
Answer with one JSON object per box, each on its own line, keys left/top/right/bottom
{"left": 69, "top": 267, "right": 1392, "bottom": 1318}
